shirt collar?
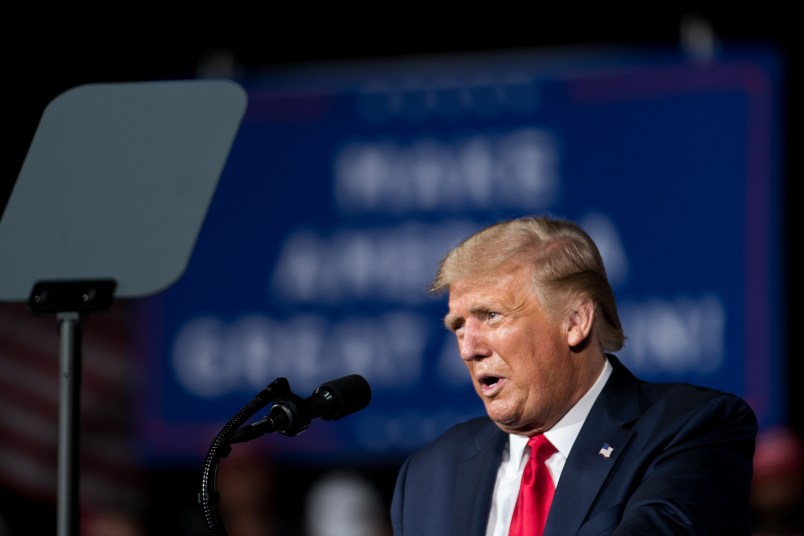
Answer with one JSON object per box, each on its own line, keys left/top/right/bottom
{"left": 509, "top": 357, "right": 613, "bottom": 461}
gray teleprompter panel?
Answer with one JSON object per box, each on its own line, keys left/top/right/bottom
{"left": 0, "top": 79, "right": 247, "bottom": 301}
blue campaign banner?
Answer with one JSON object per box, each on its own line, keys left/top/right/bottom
{"left": 131, "top": 45, "right": 784, "bottom": 466}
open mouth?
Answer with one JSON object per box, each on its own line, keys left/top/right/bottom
{"left": 477, "top": 374, "right": 504, "bottom": 394}
{"left": 481, "top": 375, "right": 500, "bottom": 387}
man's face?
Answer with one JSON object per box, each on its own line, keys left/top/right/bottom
{"left": 445, "top": 264, "right": 583, "bottom": 435}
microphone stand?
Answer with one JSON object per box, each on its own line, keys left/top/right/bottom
{"left": 198, "top": 377, "right": 295, "bottom": 536}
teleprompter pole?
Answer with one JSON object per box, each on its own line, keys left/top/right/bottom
{"left": 28, "top": 279, "right": 116, "bottom": 536}
{"left": 56, "top": 312, "right": 82, "bottom": 536}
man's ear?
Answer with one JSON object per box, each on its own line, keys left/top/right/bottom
{"left": 567, "top": 299, "right": 595, "bottom": 347}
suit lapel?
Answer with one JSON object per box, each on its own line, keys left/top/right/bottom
{"left": 544, "top": 356, "right": 641, "bottom": 536}
{"left": 454, "top": 422, "right": 508, "bottom": 536}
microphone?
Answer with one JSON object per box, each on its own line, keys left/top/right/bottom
{"left": 230, "top": 374, "right": 371, "bottom": 442}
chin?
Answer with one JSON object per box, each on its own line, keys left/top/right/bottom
{"left": 486, "top": 406, "right": 517, "bottom": 429}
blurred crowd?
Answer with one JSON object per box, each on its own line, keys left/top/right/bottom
{"left": 751, "top": 426, "right": 804, "bottom": 535}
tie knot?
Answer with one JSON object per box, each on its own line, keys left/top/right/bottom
{"left": 527, "top": 434, "right": 556, "bottom": 464}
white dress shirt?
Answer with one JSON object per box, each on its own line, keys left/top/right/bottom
{"left": 484, "top": 358, "right": 613, "bottom": 536}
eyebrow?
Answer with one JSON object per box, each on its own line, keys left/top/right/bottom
{"left": 444, "top": 313, "right": 461, "bottom": 330}
{"left": 444, "top": 305, "right": 493, "bottom": 331}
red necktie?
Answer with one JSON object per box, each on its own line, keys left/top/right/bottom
{"left": 508, "top": 434, "right": 557, "bottom": 536}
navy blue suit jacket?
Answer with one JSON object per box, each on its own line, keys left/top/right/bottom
{"left": 391, "top": 356, "right": 757, "bottom": 535}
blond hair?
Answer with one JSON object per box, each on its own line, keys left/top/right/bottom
{"left": 430, "top": 216, "right": 625, "bottom": 351}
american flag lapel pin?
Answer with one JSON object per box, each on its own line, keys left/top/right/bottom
{"left": 598, "top": 443, "right": 614, "bottom": 458}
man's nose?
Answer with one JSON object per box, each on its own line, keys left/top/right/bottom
{"left": 459, "top": 322, "right": 490, "bottom": 361}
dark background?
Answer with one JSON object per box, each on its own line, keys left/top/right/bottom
{"left": 1, "top": 9, "right": 800, "bottom": 534}
{"left": 5, "top": 7, "right": 798, "bottom": 427}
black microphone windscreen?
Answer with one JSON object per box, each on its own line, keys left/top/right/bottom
{"left": 316, "top": 374, "right": 371, "bottom": 420}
